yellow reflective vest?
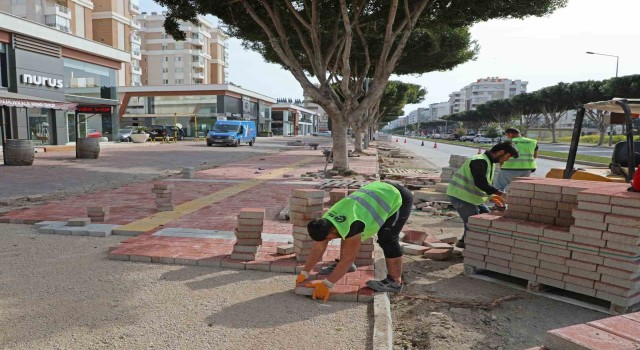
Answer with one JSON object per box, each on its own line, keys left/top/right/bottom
{"left": 446, "top": 154, "right": 494, "bottom": 205}
{"left": 501, "top": 136, "right": 537, "bottom": 170}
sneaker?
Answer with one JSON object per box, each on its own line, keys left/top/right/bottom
{"left": 319, "top": 259, "right": 357, "bottom": 275}
{"left": 366, "top": 275, "right": 404, "bottom": 292}
{"left": 455, "top": 240, "right": 466, "bottom": 249}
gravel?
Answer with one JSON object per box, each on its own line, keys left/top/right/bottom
{"left": 0, "top": 224, "right": 370, "bottom": 349}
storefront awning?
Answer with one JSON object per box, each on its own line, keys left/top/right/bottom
{"left": 0, "top": 91, "right": 77, "bottom": 110}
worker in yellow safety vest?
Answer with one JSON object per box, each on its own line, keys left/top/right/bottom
{"left": 494, "top": 128, "right": 538, "bottom": 191}
{"left": 296, "top": 181, "right": 413, "bottom": 301}
{"left": 447, "top": 141, "right": 519, "bottom": 248}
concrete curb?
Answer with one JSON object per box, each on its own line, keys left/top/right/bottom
{"left": 371, "top": 245, "right": 393, "bottom": 350}
{"left": 373, "top": 292, "right": 393, "bottom": 350}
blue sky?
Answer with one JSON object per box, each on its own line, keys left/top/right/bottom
{"left": 140, "top": 0, "right": 640, "bottom": 116}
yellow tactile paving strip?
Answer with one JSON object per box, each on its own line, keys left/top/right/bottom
{"left": 115, "top": 156, "right": 316, "bottom": 234}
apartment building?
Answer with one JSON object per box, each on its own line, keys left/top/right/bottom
{"left": 92, "top": 0, "right": 141, "bottom": 86}
{"left": 1, "top": 0, "right": 141, "bottom": 87}
{"left": 449, "top": 77, "right": 528, "bottom": 114}
{"left": 0, "top": 0, "right": 94, "bottom": 39}
{"left": 429, "top": 101, "right": 449, "bottom": 120}
{"left": 138, "top": 11, "right": 228, "bottom": 86}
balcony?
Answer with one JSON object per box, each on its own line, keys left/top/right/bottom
{"left": 44, "top": 17, "right": 70, "bottom": 33}
{"left": 44, "top": 3, "right": 71, "bottom": 19}
{"left": 131, "top": 65, "right": 142, "bottom": 75}
{"left": 190, "top": 35, "right": 204, "bottom": 46}
{"left": 191, "top": 58, "right": 205, "bottom": 68}
{"left": 130, "top": 19, "right": 141, "bottom": 30}
{"left": 130, "top": 34, "right": 141, "bottom": 45}
{"left": 131, "top": 50, "right": 141, "bottom": 60}
{"left": 129, "top": 2, "right": 141, "bottom": 14}
{"left": 192, "top": 71, "right": 205, "bottom": 79}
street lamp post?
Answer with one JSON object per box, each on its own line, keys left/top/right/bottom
{"left": 586, "top": 51, "right": 619, "bottom": 146}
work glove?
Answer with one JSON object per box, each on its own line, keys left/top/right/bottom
{"left": 491, "top": 194, "right": 506, "bottom": 211}
{"left": 305, "top": 279, "right": 334, "bottom": 302}
{"left": 296, "top": 270, "right": 310, "bottom": 284}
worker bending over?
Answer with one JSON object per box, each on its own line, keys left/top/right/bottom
{"left": 494, "top": 128, "right": 538, "bottom": 191}
{"left": 448, "top": 141, "right": 519, "bottom": 248}
{"left": 297, "top": 181, "right": 413, "bottom": 302}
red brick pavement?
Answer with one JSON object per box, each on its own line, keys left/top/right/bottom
{"left": 2, "top": 146, "right": 379, "bottom": 302}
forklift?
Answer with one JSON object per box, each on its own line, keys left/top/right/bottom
{"left": 545, "top": 98, "right": 639, "bottom": 183}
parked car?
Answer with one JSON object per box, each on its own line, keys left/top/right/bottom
{"left": 118, "top": 128, "right": 134, "bottom": 142}
{"left": 87, "top": 129, "right": 102, "bottom": 138}
{"left": 206, "top": 120, "right": 257, "bottom": 147}
{"left": 431, "top": 133, "right": 442, "bottom": 139}
{"left": 460, "top": 134, "right": 476, "bottom": 142}
{"left": 473, "top": 134, "right": 492, "bottom": 143}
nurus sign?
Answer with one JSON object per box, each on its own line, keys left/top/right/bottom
{"left": 21, "top": 73, "right": 64, "bottom": 89}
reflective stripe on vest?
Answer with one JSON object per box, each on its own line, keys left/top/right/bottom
{"left": 323, "top": 182, "right": 402, "bottom": 241}
{"left": 446, "top": 154, "right": 494, "bottom": 205}
{"left": 501, "top": 136, "right": 537, "bottom": 169}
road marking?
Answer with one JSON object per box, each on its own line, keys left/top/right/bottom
{"left": 114, "top": 157, "right": 315, "bottom": 234}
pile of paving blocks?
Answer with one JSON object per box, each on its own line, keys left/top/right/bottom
{"left": 289, "top": 189, "right": 325, "bottom": 262}
{"left": 524, "top": 311, "right": 640, "bottom": 349}
{"left": 327, "top": 188, "right": 349, "bottom": 206}
{"left": 88, "top": 206, "right": 109, "bottom": 222}
{"left": 181, "top": 167, "right": 196, "bottom": 179}
{"left": 35, "top": 219, "right": 119, "bottom": 237}
{"left": 153, "top": 183, "right": 174, "bottom": 211}
{"left": 464, "top": 178, "right": 640, "bottom": 313}
{"left": 399, "top": 230, "right": 457, "bottom": 260}
{"left": 230, "top": 208, "right": 265, "bottom": 261}
{"left": 440, "top": 155, "right": 467, "bottom": 182}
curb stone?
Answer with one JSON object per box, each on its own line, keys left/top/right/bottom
{"left": 371, "top": 245, "right": 393, "bottom": 350}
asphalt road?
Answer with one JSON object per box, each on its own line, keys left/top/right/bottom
{"left": 392, "top": 137, "right": 569, "bottom": 177}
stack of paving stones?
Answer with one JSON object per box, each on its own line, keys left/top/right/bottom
{"left": 504, "top": 177, "right": 609, "bottom": 226}
{"left": 182, "top": 167, "right": 196, "bottom": 179}
{"left": 87, "top": 206, "right": 109, "bottom": 222}
{"left": 230, "top": 208, "right": 265, "bottom": 261}
{"left": 440, "top": 155, "right": 467, "bottom": 182}
{"left": 328, "top": 188, "right": 348, "bottom": 206}
{"left": 153, "top": 183, "right": 174, "bottom": 211}
{"left": 355, "top": 238, "right": 375, "bottom": 265}
{"left": 524, "top": 311, "right": 640, "bottom": 349}
{"left": 290, "top": 189, "right": 325, "bottom": 262}
{"left": 463, "top": 178, "right": 640, "bottom": 314}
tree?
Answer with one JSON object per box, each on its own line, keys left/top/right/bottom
{"left": 484, "top": 123, "right": 501, "bottom": 139}
{"left": 566, "top": 80, "right": 610, "bottom": 145}
{"left": 477, "top": 99, "right": 516, "bottom": 126}
{"left": 534, "top": 83, "right": 573, "bottom": 143}
{"left": 358, "top": 81, "right": 426, "bottom": 150}
{"left": 157, "top": 0, "right": 568, "bottom": 171}
{"left": 510, "top": 93, "right": 542, "bottom": 136}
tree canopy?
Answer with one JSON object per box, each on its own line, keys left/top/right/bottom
{"left": 155, "top": 0, "right": 568, "bottom": 171}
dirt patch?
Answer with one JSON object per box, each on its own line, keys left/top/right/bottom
{"left": 385, "top": 144, "right": 605, "bottom": 350}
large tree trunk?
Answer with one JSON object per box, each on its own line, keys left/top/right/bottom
{"left": 331, "top": 117, "right": 349, "bottom": 173}
{"left": 353, "top": 126, "right": 363, "bottom": 153}
{"left": 550, "top": 124, "right": 557, "bottom": 143}
{"left": 363, "top": 127, "right": 370, "bottom": 149}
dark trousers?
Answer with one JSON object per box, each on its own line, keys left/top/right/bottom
{"left": 377, "top": 183, "right": 413, "bottom": 259}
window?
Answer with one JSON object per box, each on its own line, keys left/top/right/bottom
{"left": 163, "top": 57, "right": 168, "bottom": 62}
{"left": 175, "top": 42, "right": 183, "bottom": 50}
{"left": 162, "top": 68, "right": 168, "bottom": 73}
{"left": 175, "top": 56, "right": 182, "bottom": 62}
{"left": 175, "top": 79, "right": 184, "bottom": 84}
{"left": 162, "top": 45, "right": 168, "bottom": 50}
{"left": 162, "top": 79, "right": 169, "bottom": 84}
{"left": 175, "top": 68, "right": 184, "bottom": 73}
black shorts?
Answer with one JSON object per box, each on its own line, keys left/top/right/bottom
{"left": 377, "top": 183, "right": 413, "bottom": 259}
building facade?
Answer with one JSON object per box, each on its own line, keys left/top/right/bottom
{"left": 429, "top": 101, "right": 449, "bottom": 120}
{"left": 138, "top": 11, "right": 228, "bottom": 86}
{"left": 119, "top": 84, "right": 274, "bottom": 136}
{"left": 449, "top": 77, "right": 528, "bottom": 114}
{"left": 271, "top": 100, "right": 318, "bottom": 136}
{"left": 0, "top": 12, "right": 130, "bottom": 145}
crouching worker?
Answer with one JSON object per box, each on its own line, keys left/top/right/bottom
{"left": 296, "top": 181, "right": 413, "bottom": 302}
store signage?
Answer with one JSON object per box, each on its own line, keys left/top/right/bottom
{"left": 21, "top": 74, "right": 64, "bottom": 89}
{"left": 77, "top": 106, "right": 112, "bottom": 113}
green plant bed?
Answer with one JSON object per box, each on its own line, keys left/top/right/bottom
{"left": 557, "top": 134, "right": 640, "bottom": 144}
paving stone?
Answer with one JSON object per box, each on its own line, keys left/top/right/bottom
{"left": 423, "top": 248, "right": 452, "bottom": 260}
{"left": 37, "top": 222, "right": 68, "bottom": 234}
{"left": 174, "top": 258, "right": 198, "bottom": 266}
{"left": 546, "top": 323, "right": 640, "bottom": 350}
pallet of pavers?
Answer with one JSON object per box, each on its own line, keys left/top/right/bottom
{"left": 525, "top": 311, "right": 640, "bottom": 349}
{"left": 463, "top": 178, "right": 640, "bottom": 314}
